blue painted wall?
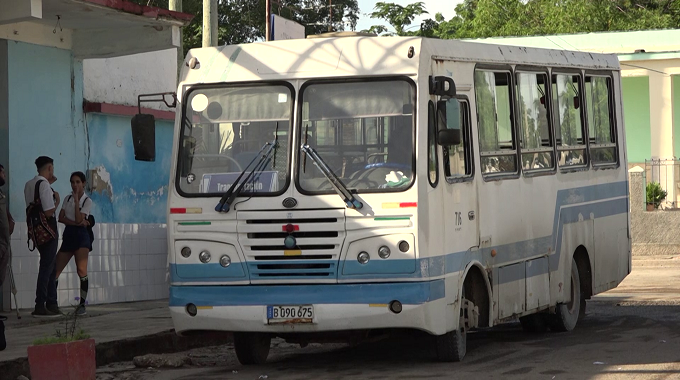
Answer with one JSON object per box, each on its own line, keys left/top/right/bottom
{"left": 85, "top": 113, "right": 172, "bottom": 224}
{"left": 6, "top": 40, "right": 172, "bottom": 224}
{"left": 7, "top": 41, "right": 87, "bottom": 221}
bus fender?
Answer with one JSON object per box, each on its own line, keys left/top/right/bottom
{"left": 457, "top": 260, "right": 493, "bottom": 328}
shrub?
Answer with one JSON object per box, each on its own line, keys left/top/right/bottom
{"left": 646, "top": 182, "right": 667, "bottom": 209}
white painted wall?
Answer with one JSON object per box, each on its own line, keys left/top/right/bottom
{"left": 10, "top": 222, "right": 170, "bottom": 308}
{"left": 83, "top": 48, "right": 178, "bottom": 111}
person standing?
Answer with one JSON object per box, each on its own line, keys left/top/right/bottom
{"left": 24, "top": 156, "right": 62, "bottom": 318}
{"left": 54, "top": 172, "right": 93, "bottom": 315}
{"left": 0, "top": 164, "right": 15, "bottom": 350}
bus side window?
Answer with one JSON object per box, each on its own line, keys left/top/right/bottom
{"left": 516, "top": 71, "right": 554, "bottom": 172}
{"left": 552, "top": 73, "right": 588, "bottom": 168}
{"left": 442, "top": 99, "right": 473, "bottom": 180}
{"left": 474, "top": 70, "right": 518, "bottom": 177}
{"left": 585, "top": 75, "right": 617, "bottom": 166}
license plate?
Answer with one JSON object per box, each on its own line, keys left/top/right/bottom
{"left": 267, "top": 305, "right": 314, "bottom": 324}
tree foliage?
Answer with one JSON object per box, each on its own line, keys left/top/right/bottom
{"left": 367, "top": 1, "right": 428, "bottom": 36}
{"left": 364, "top": 0, "right": 680, "bottom": 39}
{"left": 130, "top": 0, "right": 359, "bottom": 55}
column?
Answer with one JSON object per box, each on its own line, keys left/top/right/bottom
{"left": 648, "top": 73, "right": 675, "bottom": 206}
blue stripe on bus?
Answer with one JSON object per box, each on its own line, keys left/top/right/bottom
{"left": 170, "top": 181, "right": 629, "bottom": 284}
{"left": 170, "top": 263, "right": 247, "bottom": 282}
{"left": 169, "top": 279, "right": 446, "bottom": 307}
{"left": 341, "top": 257, "right": 417, "bottom": 275}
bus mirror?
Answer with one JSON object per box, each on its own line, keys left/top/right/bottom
{"left": 438, "top": 129, "right": 461, "bottom": 147}
{"left": 429, "top": 76, "right": 457, "bottom": 98}
{"left": 131, "top": 114, "right": 156, "bottom": 162}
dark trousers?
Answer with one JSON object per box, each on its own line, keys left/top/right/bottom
{"left": 35, "top": 238, "right": 58, "bottom": 307}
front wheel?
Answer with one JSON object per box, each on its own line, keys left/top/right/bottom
{"left": 549, "top": 257, "right": 581, "bottom": 332}
{"left": 434, "top": 327, "right": 466, "bottom": 362}
{"left": 435, "top": 288, "right": 474, "bottom": 362}
{"left": 233, "top": 332, "right": 271, "bottom": 365}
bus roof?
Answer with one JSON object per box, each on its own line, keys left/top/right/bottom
{"left": 179, "top": 36, "right": 619, "bottom": 87}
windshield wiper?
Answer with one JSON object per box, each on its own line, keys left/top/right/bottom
{"left": 300, "top": 144, "right": 363, "bottom": 210}
{"left": 215, "top": 141, "right": 276, "bottom": 213}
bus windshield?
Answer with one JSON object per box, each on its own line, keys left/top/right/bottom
{"left": 297, "top": 79, "right": 415, "bottom": 194}
{"left": 177, "top": 85, "right": 292, "bottom": 196}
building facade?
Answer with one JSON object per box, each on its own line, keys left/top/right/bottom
{"left": 1, "top": 0, "right": 191, "bottom": 310}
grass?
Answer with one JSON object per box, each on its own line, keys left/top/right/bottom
{"left": 32, "top": 330, "right": 90, "bottom": 346}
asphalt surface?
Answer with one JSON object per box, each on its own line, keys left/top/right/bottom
{"left": 96, "top": 256, "right": 680, "bottom": 380}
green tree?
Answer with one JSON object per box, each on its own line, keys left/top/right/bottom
{"left": 130, "top": 0, "right": 359, "bottom": 56}
{"left": 439, "top": 0, "right": 680, "bottom": 39}
{"left": 365, "top": 1, "right": 429, "bottom": 36}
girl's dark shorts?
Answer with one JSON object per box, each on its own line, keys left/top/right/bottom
{"left": 60, "top": 226, "right": 92, "bottom": 252}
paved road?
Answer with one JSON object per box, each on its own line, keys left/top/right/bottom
{"left": 97, "top": 256, "right": 680, "bottom": 380}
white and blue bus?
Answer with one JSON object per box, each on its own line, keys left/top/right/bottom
{"left": 134, "top": 35, "right": 631, "bottom": 364}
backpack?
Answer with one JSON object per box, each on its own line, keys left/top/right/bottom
{"left": 26, "top": 180, "right": 57, "bottom": 251}
{"left": 67, "top": 194, "right": 96, "bottom": 250}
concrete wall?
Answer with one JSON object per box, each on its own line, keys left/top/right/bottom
{"left": 630, "top": 168, "right": 680, "bottom": 256}
{"left": 83, "top": 48, "right": 177, "bottom": 111}
{"left": 621, "top": 76, "right": 651, "bottom": 164}
{"left": 6, "top": 40, "right": 87, "bottom": 221}
{"left": 85, "top": 113, "right": 173, "bottom": 224}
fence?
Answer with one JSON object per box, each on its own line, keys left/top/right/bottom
{"left": 644, "top": 159, "right": 680, "bottom": 210}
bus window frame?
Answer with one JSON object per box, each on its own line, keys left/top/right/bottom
{"left": 473, "top": 64, "right": 520, "bottom": 182}
{"left": 174, "top": 80, "right": 296, "bottom": 199}
{"left": 428, "top": 100, "right": 439, "bottom": 188}
{"left": 442, "top": 95, "right": 475, "bottom": 184}
{"left": 294, "top": 75, "right": 418, "bottom": 197}
{"left": 584, "top": 70, "right": 620, "bottom": 170}
{"left": 514, "top": 65, "right": 557, "bottom": 178}
{"left": 550, "top": 69, "right": 590, "bottom": 173}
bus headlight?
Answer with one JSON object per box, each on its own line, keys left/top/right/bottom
{"left": 220, "top": 255, "right": 231, "bottom": 268}
{"left": 378, "top": 246, "right": 391, "bottom": 259}
{"left": 181, "top": 247, "right": 192, "bottom": 258}
{"left": 357, "top": 252, "right": 370, "bottom": 264}
{"left": 199, "top": 250, "right": 211, "bottom": 263}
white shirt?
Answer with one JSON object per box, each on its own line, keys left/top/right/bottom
{"left": 24, "top": 175, "right": 56, "bottom": 212}
{"left": 63, "top": 193, "right": 92, "bottom": 222}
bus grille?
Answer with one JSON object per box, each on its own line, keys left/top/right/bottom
{"left": 237, "top": 210, "right": 346, "bottom": 283}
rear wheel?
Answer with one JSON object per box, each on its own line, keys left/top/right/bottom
{"left": 233, "top": 332, "right": 271, "bottom": 365}
{"left": 549, "top": 258, "right": 581, "bottom": 332}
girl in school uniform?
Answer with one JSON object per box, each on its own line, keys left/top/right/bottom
{"left": 55, "top": 171, "right": 93, "bottom": 315}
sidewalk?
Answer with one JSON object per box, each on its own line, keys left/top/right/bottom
{"left": 1, "top": 300, "right": 173, "bottom": 364}
{"left": 0, "top": 299, "right": 232, "bottom": 379}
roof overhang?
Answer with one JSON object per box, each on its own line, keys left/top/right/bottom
{"left": 472, "top": 29, "right": 680, "bottom": 62}
{"left": 0, "top": 0, "right": 193, "bottom": 58}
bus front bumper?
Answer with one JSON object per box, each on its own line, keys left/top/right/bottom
{"left": 169, "top": 281, "right": 449, "bottom": 335}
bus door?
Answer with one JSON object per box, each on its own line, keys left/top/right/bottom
{"left": 431, "top": 62, "right": 480, "bottom": 278}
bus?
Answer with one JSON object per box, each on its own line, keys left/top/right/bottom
{"left": 135, "top": 35, "right": 631, "bottom": 364}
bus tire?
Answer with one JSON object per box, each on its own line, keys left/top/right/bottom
{"left": 233, "top": 332, "right": 271, "bottom": 365}
{"left": 550, "top": 258, "right": 581, "bottom": 332}
{"left": 435, "top": 288, "right": 468, "bottom": 362}
{"left": 435, "top": 327, "right": 466, "bottom": 362}
{"left": 519, "top": 313, "right": 548, "bottom": 334}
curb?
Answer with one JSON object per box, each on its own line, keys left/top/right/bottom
{"left": 0, "top": 330, "right": 233, "bottom": 380}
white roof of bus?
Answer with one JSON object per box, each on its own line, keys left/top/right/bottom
{"left": 180, "top": 37, "right": 619, "bottom": 86}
